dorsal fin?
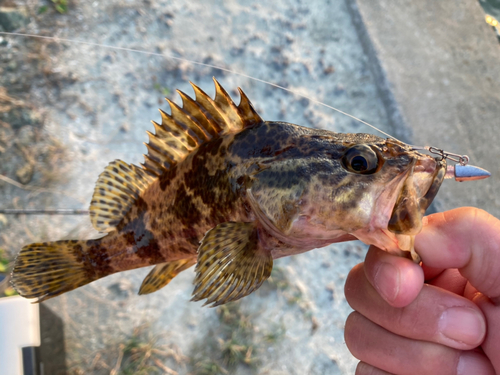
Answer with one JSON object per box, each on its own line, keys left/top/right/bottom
{"left": 89, "top": 160, "right": 155, "bottom": 232}
{"left": 142, "top": 78, "right": 263, "bottom": 175}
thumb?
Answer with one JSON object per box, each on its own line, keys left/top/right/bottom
{"left": 416, "top": 207, "right": 500, "bottom": 372}
{"left": 415, "top": 207, "right": 500, "bottom": 302}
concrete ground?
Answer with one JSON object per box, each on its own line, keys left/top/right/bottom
{"left": 0, "top": 0, "right": 498, "bottom": 374}
{"left": 350, "top": 0, "right": 500, "bottom": 217}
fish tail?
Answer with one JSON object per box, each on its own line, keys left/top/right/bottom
{"left": 11, "top": 240, "right": 103, "bottom": 302}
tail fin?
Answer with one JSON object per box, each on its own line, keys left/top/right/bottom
{"left": 11, "top": 240, "right": 99, "bottom": 302}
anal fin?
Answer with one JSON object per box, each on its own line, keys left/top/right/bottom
{"left": 138, "top": 258, "right": 196, "bottom": 295}
{"left": 192, "top": 222, "right": 273, "bottom": 307}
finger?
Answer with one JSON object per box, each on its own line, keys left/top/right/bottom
{"left": 345, "top": 312, "right": 495, "bottom": 375}
{"left": 356, "top": 362, "right": 395, "bottom": 375}
{"left": 345, "top": 262, "right": 486, "bottom": 350}
{"left": 422, "top": 263, "right": 445, "bottom": 280}
{"left": 416, "top": 207, "right": 500, "bottom": 301}
{"left": 426, "top": 268, "right": 468, "bottom": 295}
{"left": 463, "top": 283, "right": 500, "bottom": 372}
{"left": 422, "top": 265, "right": 468, "bottom": 295}
{"left": 471, "top": 293, "right": 500, "bottom": 373}
{"left": 363, "top": 246, "right": 424, "bottom": 307}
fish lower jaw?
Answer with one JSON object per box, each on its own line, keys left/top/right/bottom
{"left": 394, "top": 233, "right": 413, "bottom": 251}
{"left": 352, "top": 227, "right": 417, "bottom": 257}
{"left": 374, "top": 229, "right": 420, "bottom": 263}
{"left": 392, "top": 232, "right": 420, "bottom": 262}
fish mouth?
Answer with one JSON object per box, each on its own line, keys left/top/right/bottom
{"left": 387, "top": 156, "right": 447, "bottom": 236}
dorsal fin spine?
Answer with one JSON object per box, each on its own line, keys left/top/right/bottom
{"left": 141, "top": 79, "right": 263, "bottom": 175}
{"left": 142, "top": 155, "right": 164, "bottom": 176}
{"left": 213, "top": 78, "right": 243, "bottom": 130}
{"left": 158, "top": 109, "right": 199, "bottom": 149}
{"left": 165, "top": 101, "right": 205, "bottom": 145}
{"left": 177, "top": 90, "right": 217, "bottom": 138}
{"left": 189, "top": 82, "right": 225, "bottom": 133}
{"left": 151, "top": 120, "right": 187, "bottom": 154}
{"left": 237, "top": 88, "right": 263, "bottom": 126}
{"left": 145, "top": 133, "right": 177, "bottom": 160}
{"left": 144, "top": 142, "right": 173, "bottom": 169}
{"left": 147, "top": 127, "right": 190, "bottom": 159}
{"left": 155, "top": 116, "right": 197, "bottom": 155}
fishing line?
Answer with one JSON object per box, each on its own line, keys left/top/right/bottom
{"left": 0, "top": 31, "right": 482, "bottom": 216}
{"left": 0, "top": 31, "right": 398, "bottom": 140}
{"left": 0, "top": 209, "right": 88, "bottom": 215}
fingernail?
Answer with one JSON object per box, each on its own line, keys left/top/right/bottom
{"left": 439, "top": 307, "right": 485, "bottom": 346}
{"left": 374, "top": 262, "right": 400, "bottom": 303}
{"left": 457, "top": 351, "right": 493, "bottom": 375}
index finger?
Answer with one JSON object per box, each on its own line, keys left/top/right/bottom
{"left": 415, "top": 207, "right": 500, "bottom": 301}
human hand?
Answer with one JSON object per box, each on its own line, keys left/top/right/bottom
{"left": 344, "top": 207, "right": 500, "bottom": 374}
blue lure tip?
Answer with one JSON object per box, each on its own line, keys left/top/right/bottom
{"left": 446, "top": 164, "right": 492, "bottom": 182}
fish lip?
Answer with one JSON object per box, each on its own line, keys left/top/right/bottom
{"left": 368, "top": 168, "right": 410, "bottom": 232}
{"left": 387, "top": 156, "right": 446, "bottom": 236}
{"left": 352, "top": 155, "right": 444, "bottom": 251}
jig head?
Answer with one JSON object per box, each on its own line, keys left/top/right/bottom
{"left": 411, "top": 146, "right": 491, "bottom": 182}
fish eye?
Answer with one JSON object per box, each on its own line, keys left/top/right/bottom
{"left": 342, "top": 144, "right": 380, "bottom": 174}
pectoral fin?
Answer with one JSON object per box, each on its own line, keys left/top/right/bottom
{"left": 139, "top": 258, "right": 196, "bottom": 295}
{"left": 192, "top": 222, "right": 273, "bottom": 307}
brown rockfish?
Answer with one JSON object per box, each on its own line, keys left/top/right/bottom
{"left": 11, "top": 78, "right": 446, "bottom": 307}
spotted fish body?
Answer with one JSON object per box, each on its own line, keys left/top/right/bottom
{"left": 11, "top": 79, "right": 446, "bottom": 306}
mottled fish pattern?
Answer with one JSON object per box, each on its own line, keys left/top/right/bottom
{"left": 11, "top": 79, "right": 446, "bottom": 306}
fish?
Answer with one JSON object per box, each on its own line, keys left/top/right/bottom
{"left": 11, "top": 78, "right": 447, "bottom": 307}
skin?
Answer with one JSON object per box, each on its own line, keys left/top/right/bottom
{"left": 344, "top": 207, "right": 500, "bottom": 375}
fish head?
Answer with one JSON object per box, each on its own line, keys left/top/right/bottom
{"left": 248, "top": 126, "right": 446, "bottom": 252}
{"left": 342, "top": 138, "right": 447, "bottom": 252}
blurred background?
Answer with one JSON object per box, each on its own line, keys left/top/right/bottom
{"left": 0, "top": 0, "right": 499, "bottom": 374}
